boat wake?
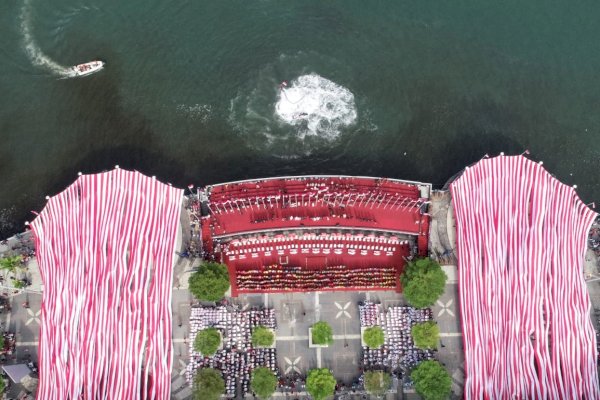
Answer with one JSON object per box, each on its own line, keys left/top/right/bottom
{"left": 20, "top": 0, "right": 98, "bottom": 78}
{"left": 275, "top": 74, "right": 357, "bottom": 141}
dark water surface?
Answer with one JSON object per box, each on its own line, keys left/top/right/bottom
{"left": 1, "top": 0, "right": 600, "bottom": 236}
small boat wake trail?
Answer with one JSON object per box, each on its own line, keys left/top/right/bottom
{"left": 20, "top": 0, "right": 73, "bottom": 77}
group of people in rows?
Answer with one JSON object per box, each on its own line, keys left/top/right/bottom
{"left": 186, "top": 306, "right": 277, "bottom": 398}
{"left": 360, "top": 303, "right": 435, "bottom": 375}
{"left": 207, "top": 176, "right": 416, "bottom": 203}
{"left": 188, "top": 306, "right": 276, "bottom": 351}
{"left": 236, "top": 264, "right": 397, "bottom": 291}
{"left": 185, "top": 301, "right": 437, "bottom": 397}
{"left": 189, "top": 348, "right": 278, "bottom": 398}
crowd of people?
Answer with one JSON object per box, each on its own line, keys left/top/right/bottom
{"left": 0, "top": 232, "right": 35, "bottom": 261}
{"left": 236, "top": 264, "right": 397, "bottom": 292}
{"left": 188, "top": 348, "right": 278, "bottom": 398}
{"left": 186, "top": 306, "right": 279, "bottom": 398}
{"left": 188, "top": 306, "right": 276, "bottom": 351}
{"left": 0, "top": 332, "right": 16, "bottom": 356}
{"left": 207, "top": 176, "right": 419, "bottom": 205}
{"left": 589, "top": 224, "right": 600, "bottom": 257}
{"left": 278, "top": 372, "right": 307, "bottom": 396}
{"left": 359, "top": 302, "right": 435, "bottom": 375}
{"left": 359, "top": 302, "right": 382, "bottom": 327}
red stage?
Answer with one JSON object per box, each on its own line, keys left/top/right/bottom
{"left": 221, "top": 233, "right": 410, "bottom": 295}
{"left": 206, "top": 177, "right": 427, "bottom": 241}
{"left": 201, "top": 176, "right": 431, "bottom": 295}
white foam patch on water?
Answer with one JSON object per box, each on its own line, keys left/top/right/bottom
{"left": 275, "top": 74, "right": 357, "bottom": 140}
{"left": 20, "top": 0, "right": 74, "bottom": 77}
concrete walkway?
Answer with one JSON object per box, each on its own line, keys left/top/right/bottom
{"left": 428, "top": 191, "right": 457, "bottom": 265}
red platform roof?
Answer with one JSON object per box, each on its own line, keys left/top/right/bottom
{"left": 206, "top": 176, "right": 429, "bottom": 237}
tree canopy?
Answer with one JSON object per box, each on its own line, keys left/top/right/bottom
{"left": 410, "top": 360, "right": 452, "bottom": 400}
{"left": 193, "top": 327, "right": 221, "bottom": 356}
{"left": 364, "top": 370, "right": 392, "bottom": 397}
{"left": 311, "top": 321, "right": 333, "bottom": 345}
{"left": 411, "top": 321, "right": 440, "bottom": 349}
{"left": 250, "top": 367, "right": 278, "bottom": 399}
{"left": 12, "top": 280, "right": 25, "bottom": 289}
{"left": 188, "top": 262, "right": 230, "bottom": 302}
{"left": 400, "top": 258, "right": 447, "bottom": 308}
{"left": 363, "top": 326, "right": 385, "bottom": 348}
{"left": 0, "top": 255, "right": 22, "bottom": 273}
{"left": 252, "top": 326, "right": 275, "bottom": 347}
{"left": 306, "top": 368, "right": 336, "bottom": 400}
{"left": 193, "top": 368, "right": 225, "bottom": 400}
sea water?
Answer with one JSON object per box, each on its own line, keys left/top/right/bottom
{"left": 1, "top": 0, "right": 600, "bottom": 236}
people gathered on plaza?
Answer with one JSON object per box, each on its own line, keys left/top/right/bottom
{"left": 186, "top": 306, "right": 278, "bottom": 398}
{"left": 236, "top": 264, "right": 397, "bottom": 292}
{"left": 360, "top": 302, "right": 435, "bottom": 375}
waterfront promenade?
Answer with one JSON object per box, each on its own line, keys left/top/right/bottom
{"left": 0, "top": 188, "right": 493, "bottom": 399}
{"left": 1, "top": 167, "right": 599, "bottom": 399}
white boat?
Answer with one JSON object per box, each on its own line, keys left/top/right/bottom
{"left": 69, "top": 60, "right": 105, "bottom": 77}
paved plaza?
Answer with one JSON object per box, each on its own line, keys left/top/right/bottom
{"left": 170, "top": 267, "right": 466, "bottom": 399}
{"left": 0, "top": 211, "right": 470, "bottom": 400}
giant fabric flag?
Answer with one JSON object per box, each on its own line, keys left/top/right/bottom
{"left": 451, "top": 155, "right": 600, "bottom": 399}
{"left": 30, "top": 169, "right": 182, "bottom": 399}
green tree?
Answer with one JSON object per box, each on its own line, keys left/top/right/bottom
{"left": 400, "top": 258, "right": 447, "bottom": 308}
{"left": 410, "top": 360, "right": 452, "bottom": 400}
{"left": 193, "top": 327, "right": 221, "bottom": 356}
{"left": 193, "top": 368, "right": 225, "bottom": 400}
{"left": 364, "top": 370, "right": 391, "bottom": 397}
{"left": 188, "top": 262, "right": 230, "bottom": 301}
{"left": 12, "top": 280, "right": 25, "bottom": 289}
{"left": 363, "top": 326, "right": 384, "bottom": 348}
{"left": 0, "top": 377, "right": 4, "bottom": 393}
{"left": 250, "top": 367, "right": 278, "bottom": 399}
{"left": 311, "top": 321, "right": 333, "bottom": 345}
{"left": 0, "top": 335, "right": 4, "bottom": 350}
{"left": 252, "top": 326, "right": 275, "bottom": 347}
{"left": 411, "top": 321, "right": 440, "bottom": 349}
{"left": 306, "top": 368, "right": 336, "bottom": 400}
{"left": 0, "top": 255, "right": 22, "bottom": 273}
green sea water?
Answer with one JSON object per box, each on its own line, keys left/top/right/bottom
{"left": 1, "top": 0, "right": 600, "bottom": 236}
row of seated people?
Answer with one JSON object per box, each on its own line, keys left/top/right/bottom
{"left": 246, "top": 206, "right": 377, "bottom": 224}
{"left": 225, "top": 234, "right": 408, "bottom": 255}
{"left": 210, "top": 206, "right": 422, "bottom": 236}
{"left": 208, "top": 177, "right": 420, "bottom": 203}
{"left": 229, "top": 233, "right": 404, "bottom": 245}
{"left": 228, "top": 247, "right": 403, "bottom": 262}
{"left": 209, "top": 193, "right": 421, "bottom": 216}
{"left": 236, "top": 264, "right": 397, "bottom": 291}
{"left": 228, "top": 240, "right": 405, "bottom": 251}
{"left": 224, "top": 235, "right": 409, "bottom": 266}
